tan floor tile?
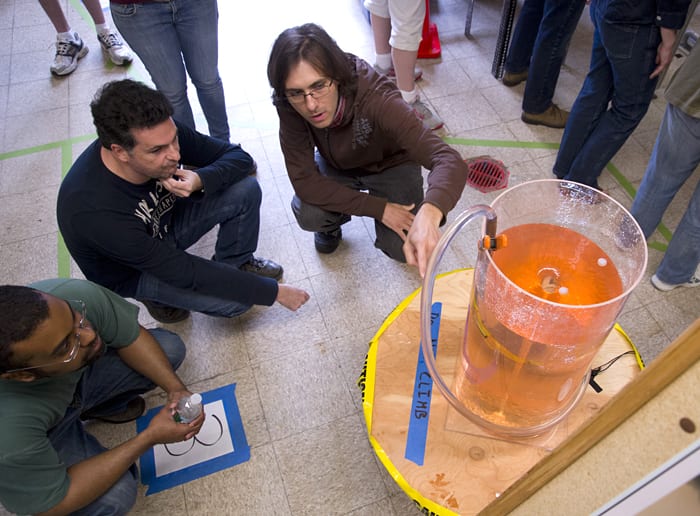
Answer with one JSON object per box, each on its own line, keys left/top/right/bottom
{"left": 274, "top": 413, "right": 389, "bottom": 514}
{"left": 185, "top": 443, "right": 292, "bottom": 515}
{"left": 254, "top": 343, "right": 356, "bottom": 441}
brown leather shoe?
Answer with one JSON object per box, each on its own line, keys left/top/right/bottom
{"left": 81, "top": 396, "right": 146, "bottom": 424}
{"left": 521, "top": 104, "right": 569, "bottom": 128}
{"left": 141, "top": 300, "right": 191, "bottom": 324}
{"left": 240, "top": 256, "right": 283, "bottom": 281}
{"left": 502, "top": 69, "right": 528, "bottom": 87}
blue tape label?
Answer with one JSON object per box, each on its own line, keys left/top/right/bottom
{"left": 404, "top": 302, "right": 442, "bottom": 466}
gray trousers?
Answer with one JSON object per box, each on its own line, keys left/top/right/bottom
{"left": 292, "top": 154, "right": 424, "bottom": 262}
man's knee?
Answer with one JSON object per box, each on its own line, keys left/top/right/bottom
{"left": 78, "top": 468, "right": 137, "bottom": 516}
{"left": 291, "top": 195, "right": 328, "bottom": 231}
{"left": 375, "top": 230, "right": 407, "bottom": 263}
{"left": 225, "top": 175, "right": 262, "bottom": 208}
{"left": 148, "top": 328, "right": 186, "bottom": 370}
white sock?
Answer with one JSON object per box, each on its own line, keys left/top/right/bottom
{"left": 95, "top": 23, "right": 111, "bottom": 35}
{"left": 57, "top": 30, "right": 78, "bottom": 42}
{"left": 400, "top": 88, "right": 418, "bottom": 104}
{"left": 375, "top": 53, "right": 392, "bottom": 70}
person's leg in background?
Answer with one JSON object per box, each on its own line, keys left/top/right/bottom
{"left": 365, "top": 0, "right": 443, "bottom": 130}
{"left": 519, "top": 0, "right": 586, "bottom": 128}
{"left": 174, "top": 0, "right": 230, "bottom": 141}
{"left": 39, "top": 0, "right": 131, "bottom": 76}
{"left": 503, "top": 0, "right": 544, "bottom": 86}
{"left": 553, "top": 2, "right": 613, "bottom": 183}
{"left": 658, "top": 181, "right": 700, "bottom": 288}
{"left": 110, "top": 1, "right": 196, "bottom": 130}
{"left": 82, "top": 0, "right": 133, "bottom": 67}
{"left": 631, "top": 103, "right": 700, "bottom": 288}
{"left": 560, "top": 6, "right": 660, "bottom": 188}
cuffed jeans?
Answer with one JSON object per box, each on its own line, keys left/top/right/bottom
{"left": 553, "top": 0, "right": 660, "bottom": 187}
{"left": 48, "top": 329, "right": 185, "bottom": 516}
{"left": 505, "top": 0, "right": 585, "bottom": 114}
{"left": 134, "top": 176, "right": 262, "bottom": 317}
{"left": 630, "top": 103, "right": 700, "bottom": 285}
{"left": 292, "top": 154, "right": 424, "bottom": 262}
{"left": 110, "top": 0, "right": 230, "bottom": 141}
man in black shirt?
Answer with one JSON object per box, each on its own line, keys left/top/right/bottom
{"left": 58, "top": 80, "right": 309, "bottom": 323}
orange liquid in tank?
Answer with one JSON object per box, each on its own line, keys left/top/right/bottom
{"left": 455, "top": 223, "right": 624, "bottom": 433}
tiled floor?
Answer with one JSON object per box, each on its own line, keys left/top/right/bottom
{"left": 1, "top": 0, "right": 699, "bottom": 514}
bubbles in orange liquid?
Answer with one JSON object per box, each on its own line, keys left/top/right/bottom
{"left": 492, "top": 223, "right": 623, "bottom": 305}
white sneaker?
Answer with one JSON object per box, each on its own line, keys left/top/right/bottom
{"left": 410, "top": 97, "right": 443, "bottom": 131}
{"left": 374, "top": 63, "right": 423, "bottom": 82}
{"left": 97, "top": 30, "right": 133, "bottom": 66}
{"left": 51, "top": 32, "right": 88, "bottom": 76}
{"left": 650, "top": 273, "right": 700, "bottom": 291}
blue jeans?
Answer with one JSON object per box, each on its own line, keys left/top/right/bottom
{"left": 505, "top": 0, "right": 585, "bottom": 114}
{"left": 631, "top": 103, "right": 700, "bottom": 284}
{"left": 110, "top": 0, "right": 230, "bottom": 141}
{"left": 135, "top": 176, "right": 262, "bottom": 317}
{"left": 291, "top": 154, "right": 424, "bottom": 262}
{"left": 553, "top": 0, "right": 660, "bottom": 187}
{"left": 48, "top": 329, "right": 186, "bottom": 516}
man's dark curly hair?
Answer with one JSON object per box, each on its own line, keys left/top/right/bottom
{"left": 267, "top": 23, "right": 358, "bottom": 109}
{"left": 0, "top": 286, "right": 49, "bottom": 373}
{"left": 91, "top": 79, "right": 174, "bottom": 151}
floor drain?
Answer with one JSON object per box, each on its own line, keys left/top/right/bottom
{"left": 465, "top": 156, "right": 509, "bottom": 193}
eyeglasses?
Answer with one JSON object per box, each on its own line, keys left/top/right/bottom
{"left": 5, "top": 300, "right": 87, "bottom": 373}
{"left": 284, "top": 80, "right": 334, "bottom": 105}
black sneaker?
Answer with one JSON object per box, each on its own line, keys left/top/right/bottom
{"left": 314, "top": 228, "right": 342, "bottom": 254}
{"left": 81, "top": 396, "right": 145, "bottom": 424}
{"left": 240, "top": 256, "right": 283, "bottom": 280}
{"left": 141, "top": 300, "right": 191, "bottom": 324}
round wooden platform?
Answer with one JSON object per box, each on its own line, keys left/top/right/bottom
{"left": 359, "top": 269, "right": 641, "bottom": 515}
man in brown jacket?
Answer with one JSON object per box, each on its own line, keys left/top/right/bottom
{"left": 268, "top": 23, "right": 469, "bottom": 277}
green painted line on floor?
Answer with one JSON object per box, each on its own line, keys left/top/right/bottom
{"left": 443, "top": 136, "right": 560, "bottom": 150}
{"left": 0, "top": 142, "right": 61, "bottom": 161}
{"left": 57, "top": 142, "right": 75, "bottom": 278}
{"left": 654, "top": 223, "right": 674, "bottom": 242}
{"left": 604, "top": 162, "right": 636, "bottom": 199}
{"left": 57, "top": 232, "right": 71, "bottom": 279}
{"left": 1, "top": 128, "right": 676, "bottom": 276}
{"left": 61, "top": 141, "right": 74, "bottom": 179}
{"left": 648, "top": 241, "right": 668, "bottom": 253}
{"left": 0, "top": 134, "right": 95, "bottom": 162}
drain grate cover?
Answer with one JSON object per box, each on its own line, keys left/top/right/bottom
{"left": 465, "top": 156, "right": 509, "bottom": 193}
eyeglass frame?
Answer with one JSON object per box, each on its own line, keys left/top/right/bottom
{"left": 283, "top": 79, "right": 334, "bottom": 105}
{"left": 4, "top": 299, "right": 87, "bottom": 373}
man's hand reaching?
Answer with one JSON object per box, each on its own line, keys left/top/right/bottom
{"left": 403, "top": 203, "right": 443, "bottom": 278}
{"left": 276, "top": 284, "right": 310, "bottom": 311}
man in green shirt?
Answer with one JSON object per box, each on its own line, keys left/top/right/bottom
{"left": 0, "top": 278, "right": 203, "bottom": 515}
